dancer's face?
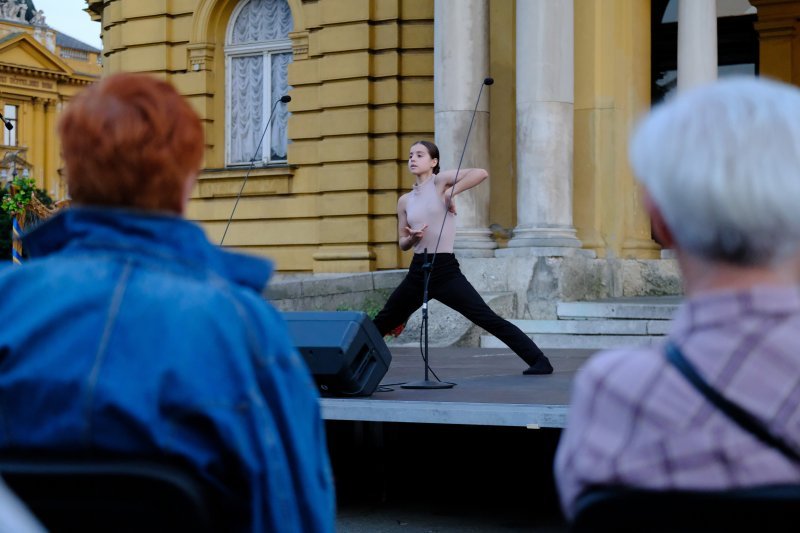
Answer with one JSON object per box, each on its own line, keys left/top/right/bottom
{"left": 408, "top": 144, "right": 437, "bottom": 177}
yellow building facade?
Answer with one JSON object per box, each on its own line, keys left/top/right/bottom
{"left": 0, "top": 1, "right": 100, "bottom": 199}
{"left": 83, "top": 0, "right": 793, "bottom": 277}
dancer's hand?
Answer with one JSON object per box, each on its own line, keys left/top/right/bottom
{"left": 405, "top": 224, "right": 427, "bottom": 244}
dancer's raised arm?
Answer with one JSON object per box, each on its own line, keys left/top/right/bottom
{"left": 437, "top": 168, "right": 488, "bottom": 197}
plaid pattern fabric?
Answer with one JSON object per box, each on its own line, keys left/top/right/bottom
{"left": 555, "top": 286, "right": 800, "bottom": 519}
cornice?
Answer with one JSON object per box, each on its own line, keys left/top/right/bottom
{"left": 0, "top": 63, "right": 94, "bottom": 85}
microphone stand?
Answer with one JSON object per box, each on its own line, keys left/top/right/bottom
{"left": 401, "top": 77, "right": 494, "bottom": 390}
{"left": 402, "top": 248, "right": 451, "bottom": 389}
{"left": 220, "top": 94, "right": 290, "bottom": 245}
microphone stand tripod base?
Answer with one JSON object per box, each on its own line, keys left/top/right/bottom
{"left": 401, "top": 380, "right": 455, "bottom": 390}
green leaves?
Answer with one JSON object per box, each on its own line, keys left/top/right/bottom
{"left": 1, "top": 176, "right": 37, "bottom": 215}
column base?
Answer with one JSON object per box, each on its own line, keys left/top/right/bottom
{"left": 495, "top": 246, "right": 595, "bottom": 258}
{"left": 453, "top": 227, "right": 498, "bottom": 258}
{"left": 507, "top": 227, "right": 581, "bottom": 247}
{"left": 312, "top": 247, "right": 376, "bottom": 273}
{"left": 454, "top": 248, "right": 497, "bottom": 258}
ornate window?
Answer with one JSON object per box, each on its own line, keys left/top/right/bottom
{"left": 3, "top": 104, "right": 17, "bottom": 146}
{"left": 225, "top": 0, "right": 293, "bottom": 166}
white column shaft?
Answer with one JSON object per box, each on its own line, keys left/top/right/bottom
{"left": 506, "top": 0, "right": 579, "bottom": 253}
{"left": 677, "top": 0, "right": 717, "bottom": 91}
{"left": 434, "top": 0, "right": 495, "bottom": 256}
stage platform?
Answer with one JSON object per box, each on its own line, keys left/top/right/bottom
{"left": 320, "top": 347, "right": 596, "bottom": 429}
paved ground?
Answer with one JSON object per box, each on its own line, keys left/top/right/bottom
{"left": 331, "top": 421, "right": 569, "bottom": 532}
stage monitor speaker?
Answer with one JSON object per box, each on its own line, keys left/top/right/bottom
{"left": 282, "top": 311, "right": 391, "bottom": 397}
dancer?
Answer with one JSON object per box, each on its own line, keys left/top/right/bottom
{"left": 373, "top": 140, "right": 553, "bottom": 375}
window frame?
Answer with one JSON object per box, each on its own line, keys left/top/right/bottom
{"left": 3, "top": 103, "right": 18, "bottom": 147}
{"left": 224, "top": 0, "right": 293, "bottom": 168}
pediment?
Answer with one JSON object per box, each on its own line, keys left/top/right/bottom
{"left": 0, "top": 32, "right": 73, "bottom": 76}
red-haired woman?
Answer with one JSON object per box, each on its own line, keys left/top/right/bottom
{"left": 373, "top": 140, "right": 553, "bottom": 375}
{"left": 0, "top": 73, "right": 334, "bottom": 532}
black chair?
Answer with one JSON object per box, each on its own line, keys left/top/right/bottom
{"left": 0, "top": 456, "right": 240, "bottom": 533}
{"left": 571, "top": 484, "right": 800, "bottom": 533}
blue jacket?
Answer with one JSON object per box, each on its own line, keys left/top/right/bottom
{"left": 0, "top": 208, "right": 334, "bottom": 532}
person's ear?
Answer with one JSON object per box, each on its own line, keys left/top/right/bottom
{"left": 643, "top": 189, "right": 675, "bottom": 249}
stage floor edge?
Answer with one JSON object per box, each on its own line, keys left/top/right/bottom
{"left": 321, "top": 399, "right": 568, "bottom": 428}
{"left": 318, "top": 347, "right": 595, "bottom": 429}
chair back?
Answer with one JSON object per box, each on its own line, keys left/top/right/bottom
{"left": 571, "top": 484, "right": 800, "bottom": 533}
{"left": 0, "top": 456, "right": 236, "bottom": 533}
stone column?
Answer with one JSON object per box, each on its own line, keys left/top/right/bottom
{"left": 434, "top": 0, "right": 496, "bottom": 257}
{"left": 677, "top": 0, "right": 717, "bottom": 91}
{"left": 44, "top": 100, "right": 57, "bottom": 197}
{"left": 32, "top": 98, "right": 45, "bottom": 182}
{"left": 505, "top": 0, "right": 580, "bottom": 254}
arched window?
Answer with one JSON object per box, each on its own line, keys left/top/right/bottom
{"left": 225, "top": 0, "right": 293, "bottom": 166}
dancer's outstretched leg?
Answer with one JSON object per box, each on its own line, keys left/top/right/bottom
{"left": 373, "top": 258, "right": 425, "bottom": 336}
{"left": 430, "top": 257, "right": 553, "bottom": 375}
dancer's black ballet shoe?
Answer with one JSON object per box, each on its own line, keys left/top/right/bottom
{"left": 523, "top": 355, "right": 554, "bottom": 375}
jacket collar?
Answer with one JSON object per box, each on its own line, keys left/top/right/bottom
{"left": 23, "top": 207, "right": 274, "bottom": 292}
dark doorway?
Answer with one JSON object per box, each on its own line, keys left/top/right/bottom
{"left": 651, "top": 0, "right": 759, "bottom": 104}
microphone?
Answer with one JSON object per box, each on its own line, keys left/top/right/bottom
{"left": 483, "top": 77, "right": 494, "bottom": 86}
{"left": 0, "top": 113, "right": 13, "bottom": 130}
{"left": 220, "top": 94, "right": 291, "bottom": 245}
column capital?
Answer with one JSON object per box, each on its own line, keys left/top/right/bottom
{"left": 186, "top": 43, "right": 215, "bottom": 72}
{"left": 753, "top": 19, "right": 797, "bottom": 39}
{"left": 749, "top": 0, "right": 800, "bottom": 15}
{"left": 290, "top": 31, "right": 309, "bottom": 61}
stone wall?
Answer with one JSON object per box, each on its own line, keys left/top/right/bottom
{"left": 265, "top": 256, "right": 683, "bottom": 346}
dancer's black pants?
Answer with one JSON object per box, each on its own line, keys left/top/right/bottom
{"left": 373, "top": 253, "right": 544, "bottom": 366}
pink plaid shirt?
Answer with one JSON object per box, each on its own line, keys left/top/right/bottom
{"left": 555, "top": 286, "right": 800, "bottom": 519}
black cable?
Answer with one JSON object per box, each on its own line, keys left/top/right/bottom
{"left": 417, "top": 317, "right": 443, "bottom": 383}
{"left": 220, "top": 94, "right": 291, "bottom": 245}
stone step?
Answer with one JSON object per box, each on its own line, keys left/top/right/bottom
{"left": 557, "top": 296, "right": 681, "bottom": 320}
{"left": 508, "top": 319, "right": 672, "bottom": 336}
{"left": 482, "top": 308, "right": 677, "bottom": 350}
{"left": 481, "top": 333, "right": 665, "bottom": 351}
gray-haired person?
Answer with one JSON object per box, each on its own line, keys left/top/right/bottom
{"left": 556, "top": 77, "right": 800, "bottom": 519}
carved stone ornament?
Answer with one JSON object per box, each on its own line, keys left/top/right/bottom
{"left": 0, "top": 0, "right": 30, "bottom": 23}
{"left": 31, "top": 9, "right": 46, "bottom": 26}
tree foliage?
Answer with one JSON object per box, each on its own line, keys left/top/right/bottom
{"left": 0, "top": 177, "right": 54, "bottom": 261}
